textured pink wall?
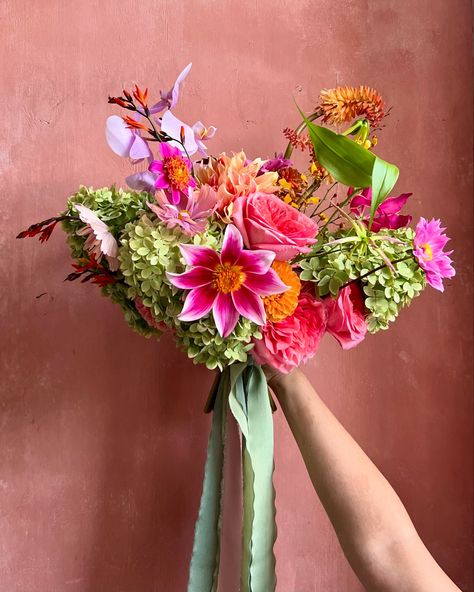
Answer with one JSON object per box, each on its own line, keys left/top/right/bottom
{"left": 1, "top": 1, "right": 472, "bottom": 591}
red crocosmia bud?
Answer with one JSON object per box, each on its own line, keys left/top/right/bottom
{"left": 123, "top": 89, "right": 132, "bottom": 101}
{"left": 180, "top": 126, "right": 185, "bottom": 144}
{"left": 108, "top": 96, "right": 129, "bottom": 108}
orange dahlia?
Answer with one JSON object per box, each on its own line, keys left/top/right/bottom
{"left": 319, "top": 86, "right": 385, "bottom": 127}
{"left": 263, "top": 261, "right": 301, "bottom": 322}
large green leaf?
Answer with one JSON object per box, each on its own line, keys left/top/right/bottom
{"left": 303, "top": 116, "right": 375, "bottom": 188}
{"left": 370, "top": 157, "right": 400, "bottom": 223}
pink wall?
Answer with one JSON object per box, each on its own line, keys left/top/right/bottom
{"left": 1, "top": 1, "right": 472, "bottom": 590}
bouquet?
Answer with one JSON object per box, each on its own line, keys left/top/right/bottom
{"left": 18, "top": 64, "right": 455, "bottom": 591}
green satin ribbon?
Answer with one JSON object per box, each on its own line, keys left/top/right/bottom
{"left": 187, "top": 362, "right": 277, "bottom": 592}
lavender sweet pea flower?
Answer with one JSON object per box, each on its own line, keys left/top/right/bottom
{"left": 192, "top": 121, "right": 217, "bottom": 156}
{"left": 160, "top": 110, "right": 198, "bottom": 155}
{"left": 149, "top": 63, "right": 192, "bottom": 114}
{"left": 125, "top": 170, "right": 157, "bottom": 193}
{"left": 105, "top": 115, "right": 151, "bottom": 161}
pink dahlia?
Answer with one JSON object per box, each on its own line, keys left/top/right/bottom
{"left": 166, "top": 225, "right": 288, "bottom": 337}
{"left": 252, "top": 292, "right": 327, "bottom": 373}
{"left": 149, "top": 142, "right": 197, "bottom": 204}
{"left": 147, "top": 185, "right": 217, "bottom": 236}
{"left": 413, "top": 218, "right": 455, "bottom": 292}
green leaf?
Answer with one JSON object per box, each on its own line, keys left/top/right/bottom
{"left": 370, "top": 157, "right": 399, "bottom": 222}
{"left": 299, "top": 110, "right": 375, "bottom": 187}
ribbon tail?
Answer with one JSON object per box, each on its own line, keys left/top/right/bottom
{"left": 187, "top": 369, "right": 229, "bottom": 592}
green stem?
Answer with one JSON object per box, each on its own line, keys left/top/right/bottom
{"left": 340, "top": 254, "right": 415, "bottom": 289}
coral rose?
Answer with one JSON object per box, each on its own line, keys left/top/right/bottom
{"left": 252, "top": 292, "right": 327, "bottom": 373}
{"left": 232, "top": 192, "right": 318, "bottom": 261}
{"left": 325, "top": 284, "right": 367, "bottom": 350}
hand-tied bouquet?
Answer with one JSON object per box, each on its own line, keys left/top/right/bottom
{"left": 19, "top": 64, "right": 455, "bottom": 591}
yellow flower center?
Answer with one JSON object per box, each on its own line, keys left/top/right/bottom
{"left": 422, "top": 242, "right": 433, "bottom": 261}
{"left": 164, "top": 156, "right": 191, "bottom": 191}
{"left": 212, "top": 263, "right": 246, "bottom": 294}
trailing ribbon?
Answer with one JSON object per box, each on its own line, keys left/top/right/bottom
{"left": 187, "top": 362, "right": 277, "bottom": 592}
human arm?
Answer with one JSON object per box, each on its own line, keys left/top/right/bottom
{"left": 268, "top": 367, "right": 460, "bottom": 592}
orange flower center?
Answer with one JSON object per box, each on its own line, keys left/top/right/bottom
{"left": 212, "top": 263, "right": 246, "bottom": 294}
{"left": 263, "top": 261, "right": 301, "bottom": 322}
{"left": 164, "top": 156, "right": 191, "bottom": 191}
{"left": 422, "top": 242, "right": 433, "bottom": 261}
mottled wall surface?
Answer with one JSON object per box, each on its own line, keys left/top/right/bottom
{"left": 0, "top": 1, "right": 472, "bottom": 591}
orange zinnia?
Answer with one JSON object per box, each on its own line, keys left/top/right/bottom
{"left": 263, "top": 261, "right": 301, "bottom": 322}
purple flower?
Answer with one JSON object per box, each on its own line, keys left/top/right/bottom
{"left": 105, "top": 115, "right": 151, "bottom": 161}
{"left": 147, "top": 185, "right": 217, "bottom": 236}
{"left": 259, "top": 153, "right": 293, "bottom": 173}
{"left": 350, "top": 187, "right": 412, "bottom": 231}
{"left": 148, "top": 142, "right": 197, "bottom": 204}
{"left": 125, "top": 169, "right": 157, "bottom": 193}
{"left": 413, "top": 218, "right": 455, "bottom": 292}
{"left": 160, "top": 110, "right": 199, "bottom": 155}
{"left": 149, "top": 63, "right": 192, "bottom": 114}
{"left": 166, "top": 225, "right": 288, "bottom": 337}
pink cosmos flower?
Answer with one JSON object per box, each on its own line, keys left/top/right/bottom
{"left": 74, "top": 204, "right": 119, "bottom": 271}
{"left": 325, "top": 284, "right": 367, "bottom": 350}
{"left": 149, "top": 142, "right": 197, "bottom": 204}
{"left": 166, "top": 225, "right": 288, "bottom": 337}
{"left": 232, "top": 192, "right": 318, "bottom": 260}
{"left": 252, "top": 292, "right": 327, "bottom": 373}
{"left": 350, "top": 187, "right": 412, "bottom": 232}
{"left": 105, "top": 115, "right": 152, "bottom": 161}
{"left": 147, "top": 185, "right": 217, "bottom": 236}
{"left": 413, "top": 218, "right": 455, "bottom": 292}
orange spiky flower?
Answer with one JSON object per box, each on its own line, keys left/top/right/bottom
{"left": 263, "top": 261, "right": 301, "bottom": 322}
{"left": 319, "top": 86, "right": 385, "bottom": 127}
{"left": 122, "top": 115, "right": 149, "bottom": 131}
{"left": 133, "top": 84, "right": 148, "bottom": 109}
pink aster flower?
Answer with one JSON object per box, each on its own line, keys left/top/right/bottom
{"left": 350, "top": 187, "right": 412, "bottom": 232}
{"left": 149, "top": 142, "right": 197, "bottom": 204}
{"left": 413, "top": 218, "right": 455, "bottom": 292}
{"left": 74, "top": 204, "right": 119, "bottom": 271}
{"left": 147, "top": 185, "right": 217, "bottom": 236}
{"left": 166, "top": 225, "right": 288, "bottom": 337}
{"left": 252, "top": 292, "right": 327, "bottom": 373}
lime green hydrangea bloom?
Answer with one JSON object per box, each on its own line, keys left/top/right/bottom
{"left": 61, "top": 185, "right": 149, "bottom": 259}
{"left": 119, "top": 214, "right": 262, "bottom": 369}
{"left": 299, "top": 227, "right": 426, "bottom": 333}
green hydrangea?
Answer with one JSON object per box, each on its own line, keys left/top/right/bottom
{"left": 101, "top": 281, "right": 161, "bottom": 338}
{"left": 299, "top": 227, "right": 426, "bottom": 333}
{"left": 119, "top": 214, "right": 262, "bottom": 369}
{"left": 61, "top": 185, "right": 149, "bottom": 259}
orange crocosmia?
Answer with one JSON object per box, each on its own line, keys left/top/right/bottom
{"left": 263, "top": 261, "right": 301, "bottom": 322}
{"left": 122, "top": 115, "right": 148, "bottom": 131}
{"left": 133, "top": 84, "right": 148, "bottom": 108}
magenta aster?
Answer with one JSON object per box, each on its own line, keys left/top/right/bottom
{"left": 413, "top": 217, "right": 455, "bottom": 292}
{"left": 149, "top": 142, "right": 196, "bottom": 204}
{"left": 167, "top": 225, "right": 288, "bottom": 337}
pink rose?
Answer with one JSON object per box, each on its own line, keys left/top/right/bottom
{"left": 232, "top": 192, "right": 318, "bottom": 261}
{"left": 325, "top": 284, "right": 367, "bottom": 350}
{"left": 252, "top": 293, "right": 327, "bottom": 373}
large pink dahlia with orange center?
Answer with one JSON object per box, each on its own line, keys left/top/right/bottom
{"left": 167, "top": 225, "right": 288, "bottom": 337}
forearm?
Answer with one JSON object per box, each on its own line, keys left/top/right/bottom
{"left": 270, "top": 369, "right": 460, "bottom": 592}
